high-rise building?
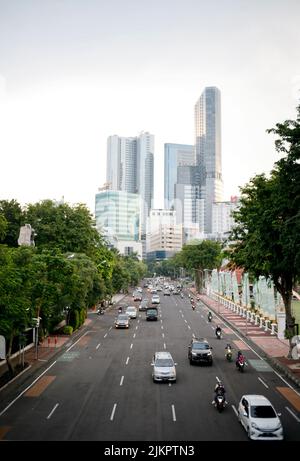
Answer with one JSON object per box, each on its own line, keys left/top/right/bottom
{"left": 194, "top": 87, "right": 223, "bottom": 234}
{"left": 146, "top": 209, "right": 183, "bottom": 260}
{"left": 212, "top": 196, "right": 240, "bottom": 239}
{"left": 95, "top": 188, "right": 142, "bottom": 258}
{"left": 106, "top": 132, "right": 154, "bottom": 231}
{"left": 164, "top": 143, "right": 194, "bottom": 209}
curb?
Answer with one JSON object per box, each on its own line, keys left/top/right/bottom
{"left": 198, "top": 295, "right": 300, "bottom": 390}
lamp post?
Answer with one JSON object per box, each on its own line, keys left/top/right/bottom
{"left": 32, "top": 317, "right": 41, "bottom": 360}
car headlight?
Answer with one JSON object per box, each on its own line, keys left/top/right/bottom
{"left": 192, "top": 352, "right": 197, "bottom": 356}
{"left": 207, "top": 351, "right": 212, "bottom": 356}
{"left": 251, "top": 422, "right": 260, "bottom": 430}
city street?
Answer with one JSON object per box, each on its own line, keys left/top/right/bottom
{"left": 0, "top": 293, "right": 299, "bottom": 441}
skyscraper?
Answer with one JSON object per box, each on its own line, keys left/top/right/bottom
{"left": 164, "top": 143, "right": 194, "bottom": 209}
{"left": 106, "top": 131, "right": 154, "bottom": 241}
{"left": 194, "top": 86, "right": 223, "bottom": 234}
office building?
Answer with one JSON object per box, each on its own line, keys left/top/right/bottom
{"left": 194, "top": 86, "right": 223, "bottom": 234}
{"left": 164, "top": 143, "right": 194, "bottom": 209}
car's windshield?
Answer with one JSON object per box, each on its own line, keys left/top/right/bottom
{"left": 155, "top": 359, "right": 174, "bottom": 367}
{"left": 126, "top": 308, "right": 135, "bottom": 311}
{"left": 251, "top": 405, "right": 277, "bottom": 418}
{"left": 192, "top": 343, "right": 210, "bottom": 350}
{"left": 147, "top": 309, "right": 157, "bottom": 313}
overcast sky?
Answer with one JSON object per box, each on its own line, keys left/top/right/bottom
{"left": 0, "top": 0, "right": 299, "bottom": 213}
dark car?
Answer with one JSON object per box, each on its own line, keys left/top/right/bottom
{"left": 188, "top": 338, "right": 213, "bottom": 365}
{"left": 146, "top": 307, "right": 158, "bottom": 321}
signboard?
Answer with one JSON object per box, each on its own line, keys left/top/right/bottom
{"left": 0, "top": 335, "right": 6, "bottom": 359}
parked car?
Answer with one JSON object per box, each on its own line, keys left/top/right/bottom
{"left": 151, "top": 351, "right": 177, "bottom": 383}
{"left": 237, "top": 395, "right": 283, "bottom": 440}
{"left": 125, "top": 306, "right": 137, "bottom": 319}
{"left": 115, "top": 314, "right": 130, "bottom": 329}
{"left": 188, "top": 338, "right": 213, "bottom": 365}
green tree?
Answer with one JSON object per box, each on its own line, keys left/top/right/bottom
{"left": 25, "top": 200, "right": 102, "bottom": 256}
{"left": 228, "top": 105, "right": 300, "bottom": 356}
{"left": 0, "top": 213, "right": 7, "bottom": 240}
{"left": 179, "top": 240, "right": 223, "bottom": 291}
{"left": 0, "top": 199, "right": 24, "bottom": 247}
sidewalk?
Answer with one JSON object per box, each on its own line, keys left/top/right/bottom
{"left": 197, "top": 292, "right": 300, "bottom": 389}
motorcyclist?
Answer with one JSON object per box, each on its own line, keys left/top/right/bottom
{"left": 215, "top": 325, "right": 222, "bottom": 338}
{"left": 208, "top": 311, "right": 212, "bottom": 321}
{"left": 212, "top": 381, "right": 227, "bottom": 405}
{"left": 118, "top": 306, "right": 122, "bottom": 314}
{"left": 225, "top": 343, "right": 232, "bottom": 359}
{"left": 236, "top": 351, "right": 245, "bottom": 368}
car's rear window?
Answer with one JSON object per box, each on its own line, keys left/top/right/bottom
{"left": 155, "top": 359, "right": 174, "bottom": 367}
{"left": 118, "top": 315, "right": 129, "bottom": 320}
{"left": 193, "top": 343, "right": 210, "bottom": 350}
{"left": 251, "top": 405, "right": 276, "bottom": 418}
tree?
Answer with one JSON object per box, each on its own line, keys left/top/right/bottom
{"left": 179, "top": 240, "right": 223, "bottom": 291}
{"left": 0, "top": 213, "right": 7, "bottom": 240}
{"left": 228, "top": 105, "right": 300, "bottom": 356}
{"left": 25, "top": 200, "right": 102, "bottom": 256}
{"left": 0, "top": 199, "right": 24, "bottom": 247}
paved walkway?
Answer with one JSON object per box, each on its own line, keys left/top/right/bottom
{"left": 197, "top": 291, "right": 300, "bottom": 388}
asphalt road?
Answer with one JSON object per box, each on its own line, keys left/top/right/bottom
{"left": 0, "top": 291, "right": 300, "bottom": 441}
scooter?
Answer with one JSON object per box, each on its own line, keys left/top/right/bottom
{"left": 236, "top": 357, "right": 245, "bottom": 372}
{"left": 214, "top": 394, "right": 226, "bottom": 413}
{"left": 225, "top": 347, "right": 232, "bottom": 361}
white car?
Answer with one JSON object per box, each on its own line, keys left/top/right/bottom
{"left": 125, "top": 306, "right": 137, "bottom": 319}
{"left": 151, "top": 295, "right": 160, "bottom": 304}
{"left": 152, "top": 351, "right": 177, "bottom": 383}
{"left": 238, "top": 395, "right": 283, "bottom": 440}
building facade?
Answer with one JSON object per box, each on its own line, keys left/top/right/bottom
{"left": 164, "top": 143, "right": 194, "bottom": 209}
{"left": 194, "top": 86, "right": 223, "bottom": 234}
{"left": 146, "top": 209, "right": 183, "bottom": 257}
{"left": 95, "top": 188, "right": 142, "bottom": 257}
{"left": 212, "top": 196, "right": 240, "bottom": 239}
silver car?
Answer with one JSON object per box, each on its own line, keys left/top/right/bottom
{"left": 115, "top": 314, "right": 130, "bottom": 329}
{"left": 152, "top": 351, "right": 177, "bottom": 383}
{"left": 238, "top": 395, "right": 283, "bottom": 440}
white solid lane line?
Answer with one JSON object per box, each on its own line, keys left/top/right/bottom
{"left": 110, "top": 403, "right": 117, "bottom": 421}
{"left": 47, "top": 403, "right": 59, "bottom": 420}
{"left": 172, "top": 404, "right": 176, "bottom": 422}
{"left": 285, "top": 406, "right": 300, "bottom": 422}
{"left": 120, "top": 376, "right": 124, "bottom": 386}
{"left": 258, "top": 377, "right": 269, "bottom": 389}
{"left": 126, "top": 357, "right": 130, "bottom": 365}
{"left": 0, "top": 360, "right": 57, "bottom": 417}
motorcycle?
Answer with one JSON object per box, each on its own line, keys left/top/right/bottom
{"left": 118, "top": 307, "right": 123, "bottom": 314}
{"left": 216, "top": 329, "right": 221, "bottom": 339}
{"left": 97, "top": 308, "right": 104, "bottom": 315}
{"left": 208, "top": 313, "right": 212, "bottom": 322}
{"left": 192, "top": 304, "right": 195, "bottom": 311}
{"left": 236, "top": 357, "right": 245, "bottom": 372}
{"left": 180, "top": 293, "right": 184, "bottom": 299}
{"left": 225, "top": 347, "right": 232, "bottom": 361}
{"left": 214, "top": 394, "right": 226, "bottom": 413}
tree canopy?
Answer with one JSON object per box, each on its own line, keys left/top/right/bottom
{"left": 228, "top": 105, "right": 300, "bottom": 354}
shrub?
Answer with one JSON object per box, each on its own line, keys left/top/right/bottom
{"left": 63, "top": 325, "right": 73, "bottom": 335}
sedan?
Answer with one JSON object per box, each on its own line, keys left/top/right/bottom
{"left": 237, "top": 395, "right": 283, "bottom": 440}
{"left": 151, "top": 295, "right": 160, "bottom": 304}
{"left": 125, "top": 306, "right": 137, "bottom": 319}
{"left": 115, "top": 314, "right": 130, "bottom": 329}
